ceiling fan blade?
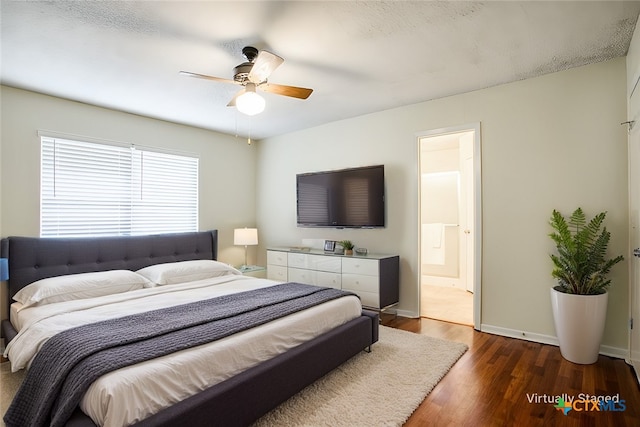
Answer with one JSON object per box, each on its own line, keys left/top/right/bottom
{"left": 179, "top": 71, "right": 238, "bottom": 85}
{"left": 259, "top": 83, "right": 313, "bottom": 99}
{"left": 248, "top": 50, "right": 284, "bottom": 84}
{"left": 227, "top": 88, "right": 246, "bottom": 107}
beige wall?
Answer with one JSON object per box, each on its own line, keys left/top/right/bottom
{"left": 256, "top": 58, "right": 629, "bottom": 352}
{"left": 0, "top": 86, "right": 260, "bottom": 320}
{"left": 0, "top": 58, "right": 630, "bottom": 352}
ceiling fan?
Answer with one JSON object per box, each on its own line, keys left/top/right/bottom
{"left": 180, "top": 46, "right": 313, "bottom": 115}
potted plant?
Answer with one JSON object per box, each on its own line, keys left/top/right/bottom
{"left": 339, "top": 240, "right": 354, "bottom": 255}
{"left": 548, "top": 207, "right": 624, "bottom": 364}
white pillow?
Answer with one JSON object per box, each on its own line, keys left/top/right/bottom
{"left": 136, "top": 260, "right": 241, "bottom": 285}
{"left": 14, "top": 270, "right": 152, "bottom": 309}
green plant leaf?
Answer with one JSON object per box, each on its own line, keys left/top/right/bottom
{"left": 548, "top": 208, "right": 623, "bottom": 295}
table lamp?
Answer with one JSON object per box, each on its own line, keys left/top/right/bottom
{"left": 234, "top": 228, "right": 258, "bottom": 269}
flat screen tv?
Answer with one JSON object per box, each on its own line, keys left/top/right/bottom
{"left": 296, "top": 165, "right": 385, "bottom": 228}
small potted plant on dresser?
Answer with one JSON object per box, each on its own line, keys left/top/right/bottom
{"left": 548, "top": 207, "right": 624, "bottom": 364}
{"left": 339, "top": 240, "right": 354, "bottom": 255}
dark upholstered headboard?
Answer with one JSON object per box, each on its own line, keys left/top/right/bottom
{"left": 0, "top": 230, "right": 218, "bottom": 313}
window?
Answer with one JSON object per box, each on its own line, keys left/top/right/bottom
{"left": 40, "top": 135, "right": 198, "bottom": 237}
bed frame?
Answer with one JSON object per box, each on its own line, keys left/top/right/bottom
{"left": 1, "top": 231, "right": 379, "bottom": 427}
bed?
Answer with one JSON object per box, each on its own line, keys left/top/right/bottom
{"left": 0, "top": 230, "right": 379, "bottom": 427}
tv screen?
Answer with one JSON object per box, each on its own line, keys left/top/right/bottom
{"left": 296, "top": 165, "right": 385, "bottom": 228}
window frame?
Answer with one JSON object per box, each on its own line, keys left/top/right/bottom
{"left": 39, "top": 132, "right": 199, "bottom": 238}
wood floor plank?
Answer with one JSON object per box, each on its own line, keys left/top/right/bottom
{"left": 382, "top": 315, "right": 640, "bottom": 426}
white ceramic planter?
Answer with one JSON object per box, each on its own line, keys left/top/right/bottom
{"left": 550, "top": 287, "right": 608, "bottom": 364}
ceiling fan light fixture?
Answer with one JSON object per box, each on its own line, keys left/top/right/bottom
{"left": 236, "top": 83, "right": 265, "bottom": 116}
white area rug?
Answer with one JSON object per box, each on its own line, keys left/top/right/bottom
{"left": 253, "top": 326, "right": 468, "bottom": 427}
{"left": 1, "top": 326, "right": 467, "bottom": 427}
{"left": 1, "top": 360, "right": 26, "bottom": 426}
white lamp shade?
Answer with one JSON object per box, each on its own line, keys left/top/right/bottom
{"left": 234, "top": 228, "right": 258, "bottom": 246}
{"left": 236, "top": 84, "right": 265, "bottom": 116}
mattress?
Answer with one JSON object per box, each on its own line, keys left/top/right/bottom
{"left": 6, "top": 275, "right": 362, "bottom": 426}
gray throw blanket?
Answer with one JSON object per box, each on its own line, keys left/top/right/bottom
{"left": 4, "top": 282, "right": 355, "bottom": 427}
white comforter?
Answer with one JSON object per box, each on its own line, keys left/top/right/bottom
{"left": 6, "top": 275, "right": 362, "bottom": 426}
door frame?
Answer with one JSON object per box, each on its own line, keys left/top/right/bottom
{"left": 628, "top": 118, "right": 639, "bottom": 380}
{"left": 416, "top": 122, "right": 482, "bottom": 330}
{"left": 627, "top": 71, "right": 640, "bottom": 380}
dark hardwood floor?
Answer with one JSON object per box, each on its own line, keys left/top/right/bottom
{"left": 381, "top": 315, "right": 640, "bottom": 426}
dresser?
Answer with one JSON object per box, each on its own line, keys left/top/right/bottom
{"left": 266, "top": 248, "right": 399, "bottom": 310}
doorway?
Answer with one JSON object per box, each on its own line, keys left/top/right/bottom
{"left": 418, "top": 124, "right": 481, "bottom": 329}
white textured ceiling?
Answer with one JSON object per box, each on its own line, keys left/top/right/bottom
{"left": 1, "top": 1, "right": 639, "bottom": 140}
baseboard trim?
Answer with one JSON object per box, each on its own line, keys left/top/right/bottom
{"left": 394, "top": 309, "right": 418, "bottom": 318}
{"left": 631, "top": 362, "right": 640, "bottom": 385}
{"left": 480, "top": 323, "right": 628, "bottom": 360}
{"left": 626, "top": 355, "right": 640, "bottom": 385}
{"left": 385, "top": 316, "right": 629, "bottom": 360}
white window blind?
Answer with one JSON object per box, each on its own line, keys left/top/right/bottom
{"left": 41, "top": 136, "right": 198, "bottom": 237}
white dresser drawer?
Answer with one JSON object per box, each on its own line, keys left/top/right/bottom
{"left": 287, "top": 253, "right": 341, "bottom": 273}
{"left": 267, "top": 265, "right": 287, "bottom": 281}
{"left": 287, "top": 253, "right": 308, "bottom": 269}
{"left": 308, "top": 254, "right": 341, "bottom": 273}
{"left": 267, "top": 251, "right": 288, "bottom": 267}
{"left": 342, "top": 273, "right": 379, "bottom": 293}
{"left": 341, "top": 258, "right": 379, "bottom": 276}
{"left": 353, "top": 290, "right": 380, "bottom": 309}
{"left": 316, "top": 271, "right": 342, "bottom": 289}
{"left": 288, "top": 267, "right": 314, "bottom": 284}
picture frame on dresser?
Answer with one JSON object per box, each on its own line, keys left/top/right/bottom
{"left": 323, "top": 240, "right": 336, "bottom": 252}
